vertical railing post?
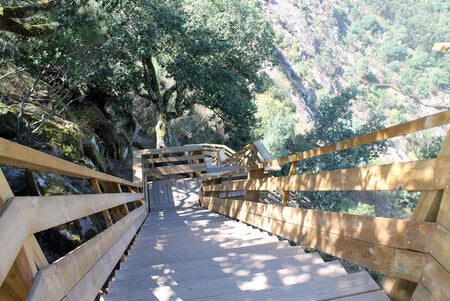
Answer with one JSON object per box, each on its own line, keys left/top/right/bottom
{"left": 211, "top": 178, "right": 223, "bottom": 198}
{"left": 244, "top": 168, "right": 264, "bottom": 202}
{"left": 385, "top": 131, "right": 450, "bottom": 300}
{"left": 191, "top": 149, "right": 204, "bottom": 177}
{"left": 0, "top": 170, "right": 48, "bottom": 300}
{"left": 224, "top": 174, "right": 232, "bottom": 198}
{"left": 281, "top": 161, "right": 298, "bottom": 206}
{"left": 91, "top": 179, "right": 113, "bottom": 227}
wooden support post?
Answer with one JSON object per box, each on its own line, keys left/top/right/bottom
{"left": 90, "top": 179, "right": 113, "bottom": 227}
{"left": 0, "top": 170, "right": 48, "bottom": 301}
{"left": 244, "top": 168, "right": 264, "bottom": 202}
{"left": 249, "top": 146, "right": 258, "bottom": 165}
{"left": 225, "top": 175, "right": 232, "bottom": 198}
{"left": 282, "top": 161, "right": 298, "bottom": 206}
{"left": 101, "top": 182, "right": 128, "bottom": 222}
{"left": 191, "top": 150, "right": 204, "bottom": 177}
{"left": 385, "top": 131, "right": 450, "bottom": 300}
{"left": 127, "top": 185, "right": 139, "bottom": 209}
{"left": 101, "top": 182, "right": 129, "bottom": 262}
{"left": 211, "top": 178, "right": 223, "bottom": 198}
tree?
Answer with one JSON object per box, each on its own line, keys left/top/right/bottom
{"left": 101, "top": 0, "right": 274, "bottom": 148}
{"left": 294, "top": 88, "right": 387, "bottom": 212}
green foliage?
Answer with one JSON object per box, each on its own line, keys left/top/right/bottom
{"left": 253, "top": 90, "right": 296, "bottom": 159}
{"left": 346, "top": 202, "right": 375, "bottom": 216}
{"left": 292, "top": 88, "right": 386, "bottom": 212}
{"left": 378, "top": 39, "right": 407, "bottom": 63}
{"left": 415, "top": 135, "right": 444, "bottom": 160}
{"left": 96, "top": 0, "right": 275, "bottom": 146}
{"left": 262, "top": 114, "right": 296, "bottom": 159}
{"left": 349, "top": 14, "right": 381, "bottom": 36}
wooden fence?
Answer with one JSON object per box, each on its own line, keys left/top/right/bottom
{"left": 200, "top": 111, "right": 450, "bottom": 301}
{"left": 0, "top": 138, "right": 145, "bottom": 301}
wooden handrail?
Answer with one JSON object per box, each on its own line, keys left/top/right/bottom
{"left": 203, "top": 157, "right": 449, "bottom": 192}
{"left": 220, "top": 140, "right": 281, "bottom": 171}
{"left": 205, "top": 110, "right": 450, "bottom": 181}
{"left": 0, "top": 138, "right": 139, "bottom": 187}
{"left": 0, "top": 138, "right": 146, "bottom": 300}
{"left": 200, "top": 110, "right": 450, "bottom": 300}
{"left": 194, "top": 143, "right": 236, "bottom": 158}
{"left": 28, "top": 205, "right": 147, "bottom": 300}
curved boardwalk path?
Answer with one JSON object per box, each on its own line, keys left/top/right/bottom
{"left": 103, "top": 178, "right": 388, "bottom": 301}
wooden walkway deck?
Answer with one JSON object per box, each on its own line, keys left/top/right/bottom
{"left": 103, "top": 178, "right": 389, "bottom": 301}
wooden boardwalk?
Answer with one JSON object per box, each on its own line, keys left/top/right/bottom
{"left": 103, "top": 178, "right": 388, "bottom": 301}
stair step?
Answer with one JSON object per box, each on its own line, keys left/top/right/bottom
{"left": 104, "top": 272, "right": 380, "bottom": 301}
{"left": 330, "top": 290, "right": 390, "bottom": 301}
{"left": 117, "top": 246, "right": 313, "bottom": 275}
{"left": 122, "top": 241, "right": 295, "bottom": 267}
{"left": 104, "top": 181, "right": 385, "bottom": 301}
{"left": 109, "top": 260, "right": 346, "bottom": 293}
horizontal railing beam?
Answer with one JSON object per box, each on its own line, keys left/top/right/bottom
{"left": 145, "top": 154, "right": 205, "bottom": 164}
{"left": 146, "top": 163, "right": 207, "bottom": 177}
{"left": 201, "top": 197, "right": 432, "bottom": 282}
{"left": 140, "top": 145, "right": 203, "bottom": 156}
{"left": 203, "top": 157, "right": 449, "bottom": 192}
{"left": 27, "top": 205, "right": 147, "bottom": 301}
{"left": 19, "top": 193, "right": 144, "bottom": 234}
{"left": 200, "top": 196, "right": 434, "bottom": 251}
{"left": 0, "top": 193, "right": 144, "bottom": 286}
{"left": 0, "top": 138, "right": 139, "bottom": 187}
{"left": 205, "top": 111, "right": 450, "bottom": 181}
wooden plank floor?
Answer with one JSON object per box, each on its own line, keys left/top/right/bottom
{"left": 103, "top": 178, "right": 389, "bottom": 301}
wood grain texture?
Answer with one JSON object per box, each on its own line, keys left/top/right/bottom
{"left": 420, "top": 256, "right": 450, "bottom": 300}
{"left": 63, "top": 206, "right": 147, "bottom": 300}
{"left": 411, "top": 283, "right": 437, "bottom": 301}
{"left": 27, "top": 206, "right": 147, "bottom": 301}
{"left": 200, "top": 197, "right": 434, "bottom": 251}
{"left": 430, "top": 226, "right": 449, "bottom": 272}
{"left": 282, "top": 161, "right": 298, "bottom": 206}
{"left": 0, "top": 171, "right": 48, "bottom": 301}
{"left": 412, "top": 131, "right": 450, "bottom": 222}
{"left": 0, "top": 199, "right": 30, "bottom": 288}
{"left": 17, "top": 193, "right": 143, "bottom": 233}
{"left": 0, "top": 138, "right": 139, "bottom": 187}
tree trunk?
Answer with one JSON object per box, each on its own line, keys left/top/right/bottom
{"left": 155, "top": 113, "right": 171, "bottom": 148}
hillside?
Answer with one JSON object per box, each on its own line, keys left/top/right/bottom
{"left": 254, "top": 0, "right": 449, "bottom": 161}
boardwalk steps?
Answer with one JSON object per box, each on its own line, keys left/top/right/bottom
{"left": 103, "top": 178, "right": 388, "bottom": 301}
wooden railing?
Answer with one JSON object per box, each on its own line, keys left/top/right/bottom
{"left": 193, "top": 143, "right": 235, "bottom": 163}
{"left": 0, "top": 138, "right": 145, "bottom": 301}
{"left": 200, "top": 111, "right": 450, "bottom": 301}
{"left": 132, "top": 143, "right": 235, "bottom": 184}
{"left": 221, "top": 140, "right": 281, "bottom": 169}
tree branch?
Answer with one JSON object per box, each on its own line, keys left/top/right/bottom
{"left": 162, "top": 84, "right": 177, "bottom": 108}
{"left": 142, "top": 55, "right": 161, "bottom": 102}
{"left": 167, "top": 84, "right": 185, "bottom": 120}
{"left": 0, "top": 17, "right": 60, "bottom": 37}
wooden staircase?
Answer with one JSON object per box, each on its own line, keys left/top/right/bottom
{"left": 1, "top": 112, "right": 449, "bottom": 300}
{"left": 103, "top": 178, "right": 388, "bottom": 301}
